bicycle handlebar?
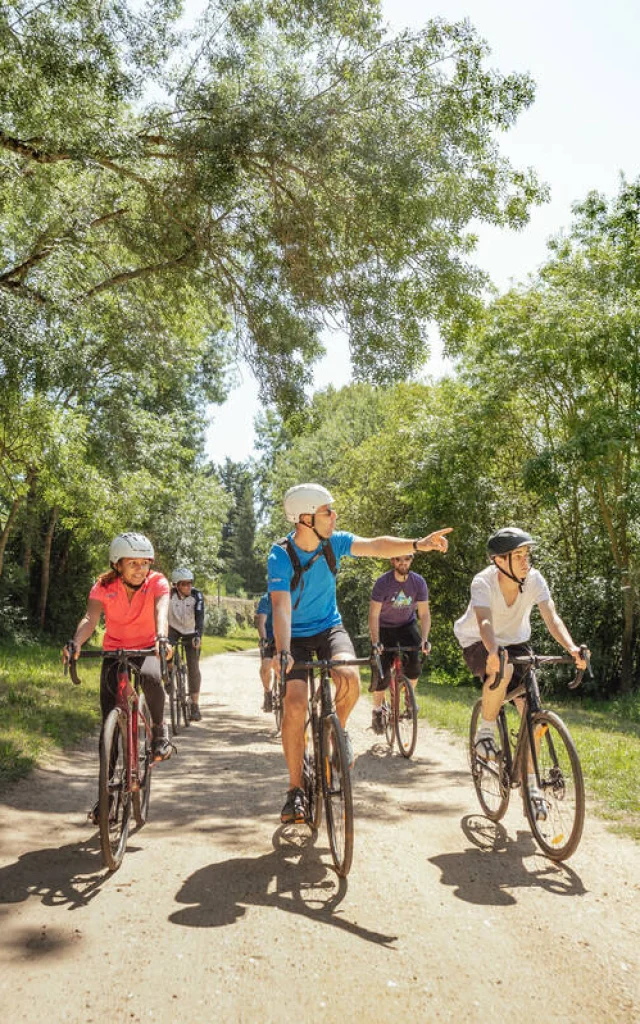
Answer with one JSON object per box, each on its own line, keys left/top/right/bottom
{"left": 493, "top": 644, "right": 591, "bottom": 691}
{"left": 63, "top": 645, "right": 160, "bottom": 686}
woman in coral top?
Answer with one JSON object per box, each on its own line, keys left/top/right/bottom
{"left": 66, "top": 532, "right": 173, "bottom": 820}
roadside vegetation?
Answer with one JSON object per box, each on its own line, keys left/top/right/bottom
{"left": 0, "top": 630, "right": 257, "bottom": 787}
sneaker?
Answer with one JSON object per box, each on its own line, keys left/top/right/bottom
{"left": 474, "top": 731, "right": 499, "bottom": 762}
{"left": 190, "top": 704, "right": 202, "bottom": 722}
{"left": 528, "top": 787, "right": 548, "bottom": 822}
{"left": 280, "top": 787, "right": 306, "bottom": 824}
{"left": 152, "top": 725, "right": 174, "bottom": 762}
{"left": 262, "top": 690, "right": 273, "bottom": 713}
{"left": 88, "top": 801, "right": 99, "bottom": 826}
{"left": 371, "top": 709, "right": 384, "bottom": 735}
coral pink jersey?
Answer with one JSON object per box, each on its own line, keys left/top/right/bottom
{"left": 89, "top": 570, "right": 170, "bottom": 651}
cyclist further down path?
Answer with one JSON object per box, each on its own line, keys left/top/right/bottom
{"left": 453, "top": 527, "right": 587, "bottom": 821}
{"left": 168, "top": 567, "right": 205, "bottom": 721}
{"left": 268, "top": 483, "right": 452, "bottom": 825}
{"left": 368, "top": 554, "right": 431, "bottom": 735}
{"left": 63, "top": 532, "right": 174, "bottom": 824}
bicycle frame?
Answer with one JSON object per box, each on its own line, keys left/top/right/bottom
{"left": 67, "top": 647, "right": 155, "bottom": 788}
{"left": 494, "top": 647, "right": 590, "bottom": 789}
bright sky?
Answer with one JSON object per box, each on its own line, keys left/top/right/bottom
{"left": 201, "top": 0, "right": 640, "bottom": 463}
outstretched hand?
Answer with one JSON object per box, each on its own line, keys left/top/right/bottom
{"left": 417, "top": 527, "right": 453, "bottom": 553}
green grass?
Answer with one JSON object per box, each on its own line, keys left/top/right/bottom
{"left": 0, "top": 631, "right": 260, "bottom": 788}
{"left": 408, "top": 673, "right": 640, "bottom": 842}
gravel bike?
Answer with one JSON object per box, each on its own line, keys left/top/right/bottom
{"left": 167, "top": 636, "right": 191, "bottom": 735}
{"left": 469, "top": 646, "right": 591, "bottom": 860}
{"left": 65, "top": 643, "right": 168, "bottom": 871}
{"left": 376, "top": 644, "right": 420, "bottom": 758}
{"left": 281, "top": 651, "right": 377, "bottom": 877}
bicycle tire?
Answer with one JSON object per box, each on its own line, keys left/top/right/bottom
{"left": 321, "top": 714, "right": 354, "bottom": 877}
{"left": 168, "top": 664, "right": 179, "bottom": 736}
{"left": 178, "top": 663, "right": 190, "bottom": 728}
{"left": 133, "top": 694, "right": 152, "bottom": 827}
{"left": 383, "top": 695, "right": 394, "bottom": 748}
{"left": 395, "top": 675, "right": 418, "bottom": 758}
{"left": 99, "top": 709, "right": 131, "bottom": 871}
{"left": 469, "top": 700, "right": 510, "bottom": 821}
{"left": 522, "top": 710, "right": 585, "bottom": 861}
{"left": 303, "top": 722, "right": 322, "bottom": 831}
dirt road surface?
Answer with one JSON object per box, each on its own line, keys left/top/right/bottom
{"left": 1, "top": 650, "right": 639, "bottom": 1023}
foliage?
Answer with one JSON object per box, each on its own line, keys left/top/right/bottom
{"left": 460, "top": 178, "right": 640, "bottom": 691}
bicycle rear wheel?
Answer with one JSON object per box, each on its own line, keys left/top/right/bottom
{"left": 99, "top": 709, "right": 131, "bottom": 871}
{"left": 303, "top": 719, "right": 322, "bottom": 830}
{"left": 522, "top": 710, "right": 585, "bottom": 861}
{"left": 394, "top": 675, "right": 418, "bottom": 758}
{"left": 321, "top": 714, "right": 354, "bottom": 877}
{"left": 133, "top": 694, "right": 152, "bottom": 827}
{"left": 178, "top": 663, "right": 191, "bottom": 727}
{"left": 167, "top": 664, "right": 179, "bottom": 736}
{"left": 469, "top": 700, "right": 510, "bottom": 821}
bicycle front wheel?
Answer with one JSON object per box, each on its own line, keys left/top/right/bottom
{"left": 321, "top": 714, "right": 354, "bottom": 877}
{"left": 178, "top": 664, "right": 190, "bottom": 728}
{"left": 469, "top": 700, "right": 510, "bottom": 821}
{"left": 303, "top": 720, "right": 322, "bottom": 831}
{"left": 383, "top": 696, "right": 395, "bottom": 748}
{"left": 133, "top": 694, "right": 152, "bottom": 827}
{"left": 522, "top": 710, "right": 585, "bottom": 861}
{"left": 167, "top": 665, "right": 179, "bottom": 736}
{"left": 394, "top": 675, "right": 418, "bottom": 758}
{"left": 99, "top": 709, "right": 131, "bottom": 871}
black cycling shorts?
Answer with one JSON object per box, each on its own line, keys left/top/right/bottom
{"left": 286, "top": 625, "right": 356, "bottom": 683}
{"left": 462, "top": 641, "right": 533, "bottom": 693}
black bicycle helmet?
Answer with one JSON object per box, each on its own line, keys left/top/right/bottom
{"left": 487, "top": 527, "right": 536, "bottom": 557}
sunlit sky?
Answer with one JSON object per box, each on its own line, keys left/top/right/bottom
{"left": 193, "top": 0, "right": 640, "bottom": 463}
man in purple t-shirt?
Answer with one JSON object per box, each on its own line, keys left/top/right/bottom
{"left": 368, "top": 554, "right": 431, "bottom": 734}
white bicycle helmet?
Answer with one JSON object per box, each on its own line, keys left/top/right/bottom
{"left": 283, "top": 483, "right": 334, "bottom": 524}
{"left": 109, "top": 532, "right": 154, "bottom": 565}
{"left": 171, "top": 567, "right": 194, "bottom": 584}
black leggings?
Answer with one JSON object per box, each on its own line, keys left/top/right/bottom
{"left": 99, "top": 656, "right": 165, "bottom": 727}
{"left": 168, "top": 630, "right": 202, "bottom": 695}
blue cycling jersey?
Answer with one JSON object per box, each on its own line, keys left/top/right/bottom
{"left": 256, "top": 592, "right": 274, "bottom": 640}
{"left": 267, "top": 530, "right": 355, "bottom": 637}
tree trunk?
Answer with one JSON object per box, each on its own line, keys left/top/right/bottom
{"left": 620, "top": 576, "right": 635, "bottom": 694}
{"left": 39, "top": 506, "right": 58, "bottom": 630}
{"left": 0, "top": 494, "right": 23, "bottom": 576}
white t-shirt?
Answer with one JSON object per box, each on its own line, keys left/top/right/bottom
{"left": 453, "top": 565, "right": 551, "bottom": 648}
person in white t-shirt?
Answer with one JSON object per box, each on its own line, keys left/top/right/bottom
{"left": 454, "top": 527, "right": 586, "bottom": 818}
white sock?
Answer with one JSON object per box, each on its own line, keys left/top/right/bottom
{"left": 478, "top": 718, "right": 496, "bottom": 736}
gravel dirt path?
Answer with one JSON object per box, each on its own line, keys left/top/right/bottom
{"left": 1, "top": 649, "right": 638, "bottom": 1023}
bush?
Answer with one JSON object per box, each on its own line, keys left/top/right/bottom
{"left": 205, "top": 605, "right": 231, "bottom": 636}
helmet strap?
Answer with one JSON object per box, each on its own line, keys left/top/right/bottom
{"left": 494, "top": 554, "right": 526, "bottom": 593}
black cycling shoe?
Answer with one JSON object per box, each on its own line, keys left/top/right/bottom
{"left": 190, "top": 704, "right": 202, "bottom": 722}
{"left": 152, "top": 725, "right": 174, "bottom": 762}
{"left": 371, "top": 710, "right": 384, "bottom": 735}
{"left": 280, "top": 787, "right": 306, "bottom": 824}
{"left": 262, "top": 690, "right": 273, "bottom": 713}
{"left": 88, "top": 801, "right": 99, "bottom": 826}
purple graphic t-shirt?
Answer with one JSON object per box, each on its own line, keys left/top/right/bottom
{"left": 371, "top": 570, "right": 429, "bottom": 628}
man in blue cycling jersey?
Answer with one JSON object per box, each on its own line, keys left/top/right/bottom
{"left": 268, "top": 483, "right": 452, "bottom": 824}
{"left": 255, "top": 592, "right": 275, "bottom": 711}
